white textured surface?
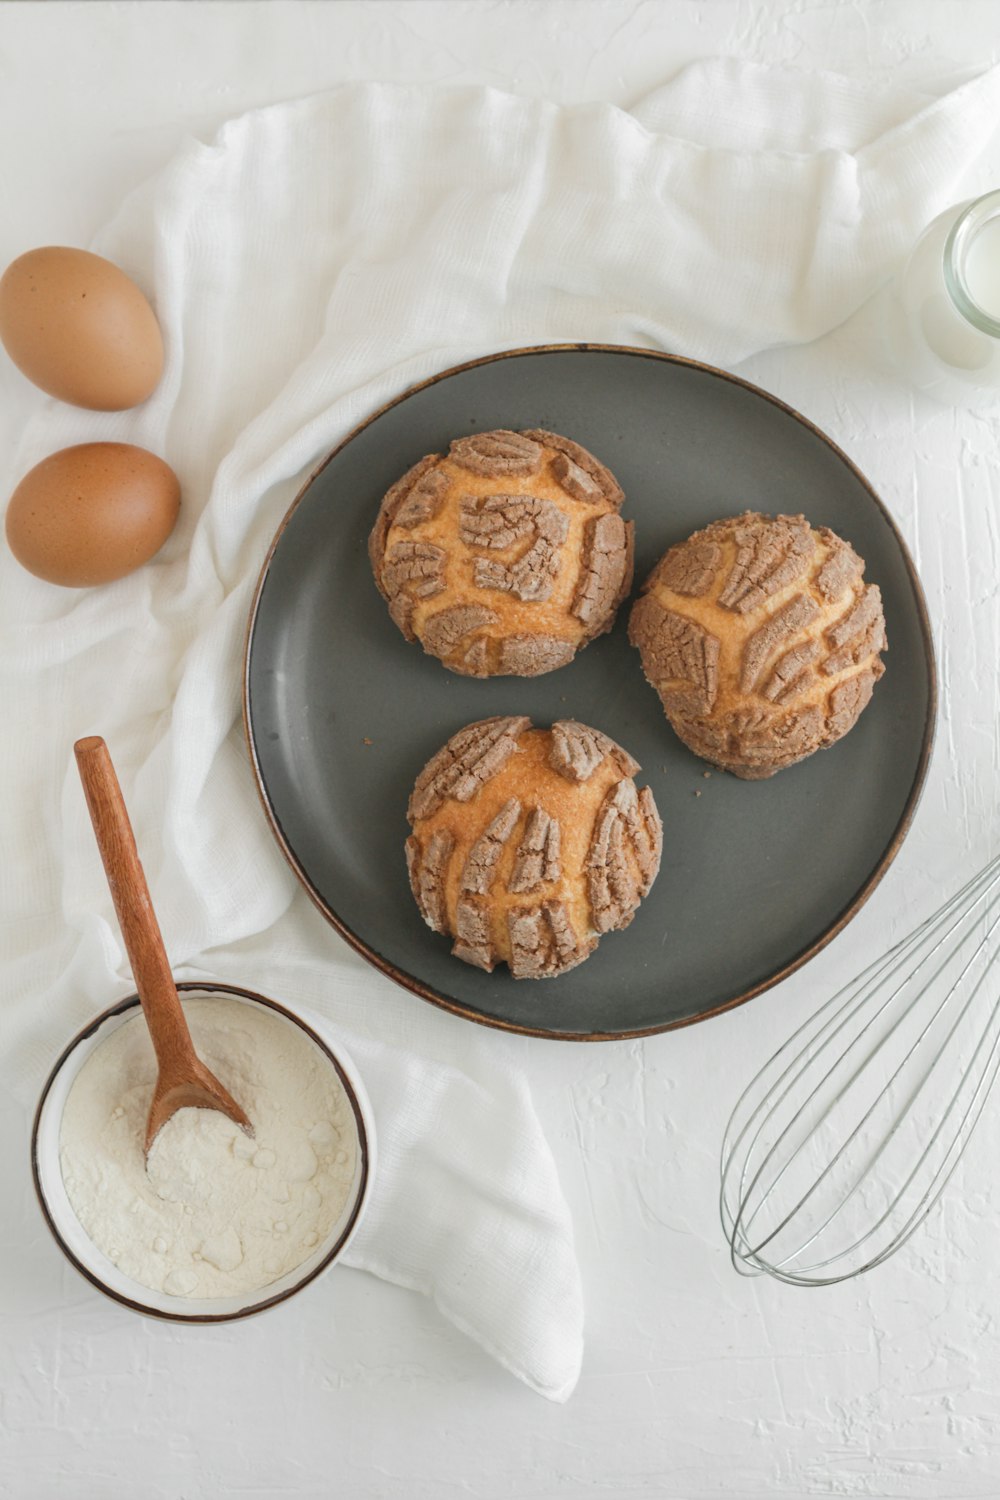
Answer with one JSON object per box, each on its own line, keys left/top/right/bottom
{"left": 3, "top": 2, "right": 1000, "bottom": 1496}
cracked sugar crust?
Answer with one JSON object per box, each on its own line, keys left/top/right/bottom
{"left": 421, "top": 604, "right": 499, "bottom": 669}
{"left": 406, "top": 828, "right": 455, "bottom": 934}
{"left": 629, "top": 511, "right": 887, "bottom": 778}
{"left": 509, "top": 808, "right": 562, "bottom": 894}
{"left": 628, "top": 596, "right": 720, "bottom": 719}
{"left": 572, "top": 513, "right": 634, "bottom": 636}
{"left": 405, "top": 718, "right": 661, "bottom": 979}
{"left": 522, "top": 429, "right": 625, "bottom": 508}
{"left": 369, "top": 456, "right": 442, "bottom": 587}
{"left": 717, "top": 513, "right": 815, "bottom": 613}
{"left": 449, "top": 430, "right": 544, "bottom": 477}
{"left": 548, "top": 720, "right": 639, "bottom": 782}
{"left": 461, "top": 798, "right": 522, "bottom": 894}
{"left": 587, "top": 781, "right": 662, "bottom": 935}
{"left": 507, "top": 901, "right": 588, "bottom": 980}
{"left": 382, "top": 540, "right": 446, "bottom": 603}
{"left": 496, "top": 634, "right": 576, "bottom": 675}
{"left": 370, "top": 428, "right": 631, "bottom": 677}
{"left": 463, "top": 494, "right": 569, "bottom": 602}
{"left": 408, "top": 716, "right": 530, "bottom": 821}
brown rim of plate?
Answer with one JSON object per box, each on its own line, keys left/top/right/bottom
{"left": 30, "top": 981, "right": 372, "bottom": 1324}
{"left": 242, "top": 342, "right": 938, "bottom": 1043}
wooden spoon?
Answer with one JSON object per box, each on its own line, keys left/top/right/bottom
{"left": 74, "top": 736, "right": 252, "bottom": 1156}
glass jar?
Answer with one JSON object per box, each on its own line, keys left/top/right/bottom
{"left": 898, "top": 188, "right": 1000, "bottom": 405}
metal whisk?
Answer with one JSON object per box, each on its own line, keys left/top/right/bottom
{"left": 720, "top": 851, "right": 1000, "bottom": 1286}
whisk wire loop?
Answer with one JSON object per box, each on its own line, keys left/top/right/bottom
{"left": 730, "top": 878, "right": 1000, "bottom": 1271}
{"left": 721, "top": 851, "right": 1000, "bottom": 1285}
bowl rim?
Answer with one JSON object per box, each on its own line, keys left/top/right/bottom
{"left": 30, "top": 980, "right": 373, "bottom": 1324}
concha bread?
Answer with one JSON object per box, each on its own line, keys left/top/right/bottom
{"left": 405, "top": 717, "right": 662, "bottom": 978}
{"left": 369, "top": 428, "right": 633, "bottom": 677}
{"left": 628, "top": 511, "right": 887, "bottom": 779}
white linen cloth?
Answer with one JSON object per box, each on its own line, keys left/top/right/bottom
{"left": 3, "top": 58, "right": 1000, "bottom": 1401}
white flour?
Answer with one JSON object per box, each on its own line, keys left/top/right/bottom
{"left": 59, "top": 997, "right": 358, "bottom": 1299}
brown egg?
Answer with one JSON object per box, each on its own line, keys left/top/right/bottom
{"left": 0, "top": 247, "right": 164, "bottom": 410}
{"left": 6, "top": 443, "right": 180, "bottom": 587}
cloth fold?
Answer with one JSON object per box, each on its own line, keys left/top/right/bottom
{"left": 3, "top": 58, "right": 1000, "bottom": 1401}
{"left": 305, "top": 1012, "right": 583, "bottom": 1403}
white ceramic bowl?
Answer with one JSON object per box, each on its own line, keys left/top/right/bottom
{"left": 31, "top": 981, "right": 375, "bottom": 1322}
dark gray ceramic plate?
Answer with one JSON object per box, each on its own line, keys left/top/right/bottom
{"left": 244, "top": 345, "right": 935, "bottom": 1041}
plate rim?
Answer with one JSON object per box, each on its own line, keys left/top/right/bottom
{"left": 242, "top": 342, "right": 938, "bottom": 1042}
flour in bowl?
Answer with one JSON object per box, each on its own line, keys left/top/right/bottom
{"left": 59, "top": 997, "right": 359, "bottom": 1298}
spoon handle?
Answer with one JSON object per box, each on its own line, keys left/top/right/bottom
{"left": 73, "top": 736, "right": 195, "bottom": 1072}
